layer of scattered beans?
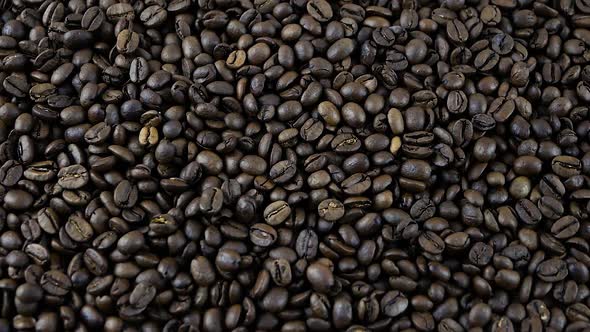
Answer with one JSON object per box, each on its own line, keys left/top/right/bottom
{"left": 1, "top": 0, "right": 590, "bottom": 331}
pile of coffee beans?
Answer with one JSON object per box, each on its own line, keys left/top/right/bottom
{"left": 1, "top": 0, "right": 590, "bottom": 330}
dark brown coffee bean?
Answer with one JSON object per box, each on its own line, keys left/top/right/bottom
{"left": 129, "top": 282, "right": 157, "bottom": 310}
{"left": 264, "top": 200, "right": 291, "bottom": 225}
{"left": 40, "top": 270, "right": 71, "bottom": 296}
{"left": 537, "top": 258, "right": 568, "bottom": 282}
{"left": 269, "top": 160, "right": 296, "bottom": 184}
{"left": 83, "top": 248, "right": 108, "bottom": 276}
{"left": 418, "top": 231, "right": 445, "bottom": 254}
{"left": 318, "top": 198, "right": 345, "bottom": 221}
{"left": 381, "top": 290, "right": 409, "bottom": 317}
{"left": 550, "top": 216, "right": 579, "bottom": 239}
{"left": 268, "top": 258, "right": 292, "bottom": 287}
{"left": 57, "top": 164, "right": 89, "bottom": 189}
{"left": 64, "top": 215, "right": 94, "bottom": 242}
{"left": 307, "top": 0, "right": 333, "bottom": 22}
{"left": 296, "top": 229, "right": 319, "bottom": 259}
{"left": 447, "top": 19, "right": 469, "bottom": 44}
{"left": 250, "top": 223, "right": 278, "bottom": 247}
{"left": 81, "top": 7, "right": 105, "bottom": 31}
{"left": 552, "top": 156, "right": 582, "bottom": 178}
{"left": 0, "top": 160, "right": 23, "bottom": 186}
{"left": 116, "top": 29, "right": 140, "bottom": 54}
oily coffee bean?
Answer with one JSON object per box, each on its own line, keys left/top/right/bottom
{"left": 0, "top": 0, "right": 588, "bottom": 330}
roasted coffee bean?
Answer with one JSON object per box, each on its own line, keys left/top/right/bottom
{"left": 469, "top": 242, "right": 494, "bottom": 266}
{"left": 307, "top": 0, "right": 333, "bottom": 22}
{"left": 64, "top": 215, "right": 94, "bottom": 242}
{"left": 83, "top": 248, "right": 108, "bottom": 276}
{"left": 268, "top": 258, "right": 292, "bottom": 287}
{"left": 250, "top": 223, "right": 277, "bottom": 247}
{"left": 40, "top": 270, "right": 71, "bottom": 296}
{"left": 199, "top": 187, "right": 223, "bottom": 215}
{"left": 552, "top": 156, "right": 582, "bottom": 178}
{"left": 515, "top": 199, "right": 542, "bottom": 225}
{"left": 81, "top": 7, "right": 105, "bottom": 32}
{"left": 537, "top": 258, "right": 568, "bottom": 282}
{"left": 57, "top": 164, "right": 89, "bottom": 189}
{"left": 263, "top": 200, "right": 291, "bottom": 225}
{"left": 116, "top": 29, "right": 140, "bottom": 54}
{"left": 550, "top": 216, "right": 579, "bottom": 239}
{"left": 381, "top": 290, "right": 409, "bottom": 317}
{"left": 0, "top": 160, "right": 23, "bottom": 186}
{"left": 269, "top": 160, "right": 297, "bottom": 184}
{"left": 318, "top": 198, "right": 345, "bottom": 221}
{"left": 419, "top": 231, "right": 445, "bottom": 254}
{"left": 295, "top": 229, "right": 319, "bottom": 259}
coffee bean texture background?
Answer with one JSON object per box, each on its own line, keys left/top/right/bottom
{"left": 0, "top": 0, "right": 589, "bottom": 331}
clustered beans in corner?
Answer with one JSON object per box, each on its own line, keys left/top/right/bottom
{"left": 0, "top": 0, "right": 590, "bottom": 331}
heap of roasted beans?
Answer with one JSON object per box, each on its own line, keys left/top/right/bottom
{"left": 0, "top": 0, "right": 590, "bottom": 331}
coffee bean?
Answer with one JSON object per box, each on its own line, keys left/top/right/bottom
{"left": 268, "top": 258, "right": 292, "bottom": 287}
{"left": 306, "top": 261, "right": 335, "bottom": 293}
{"left": 537, "top": 258, "right": 568, "bottom": 282}
{"left": 4, "top": 189, "right": 33, "bottom": 210}
{"left": 552, "top": 156, "right": 582, "bottom": 178}
{"left": 263, "top": 200, "right": 291, "bottom": 225}
{"left": 381, "top": 290, "right": 409, "bottom": 317}
{"left": 83, "top": 248, "right": 108, "bottom": 276}
{"left": 318, "top": 198, "right": 345, "bottom": 221}
{"left": 307, "top": 0, "right": 333, "bottom": 22}
{"left": 40, "top": 270, "right": 71, "bottom": 296}
{"left": 199, "top": 187, "right": 223, "bottom": 215}
{"left": 0, "top": 160, "right": 23, "bottom": 186}
{"left": 327, "top": 38, "right": 355, "bottom": 62}
{"left": 447, "top": 19, "right": 469, "bottom": 44}
{"left": 64, "top": 215, "right": 94, "bottom": 242}
{"left": 57, "top": 164, "right": 89, "bottom": 189}
{"left": 295, "top": 229, "right": 319, "bottom": 259}
{"left": 23, "top": 160, "right": 56, "bottom": 181}
{"left": 81, "top": 7, "right": 105, "bottom": 32}
{"left": 116, "top": 29, "right": 140, "bottom": 54}
{"left": 550, "top": 216, "right": 579, "bottom": 239}
{"left": 190, "top": 256, "right": 215, "bottom": 286}
{"left": 269, "top": 160, "right": 296, "bottom": 184}
{"left": 3, "top": 74, "right": 29, "bottom": 97}
{"left": 249, "top": 223, "right": 277, "bottom": 247}
{"left": 515, "top": 199, "right": 542, "bottom": 226}
{"left": 418, "top": 231, "right": 445, "bottom": 254}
